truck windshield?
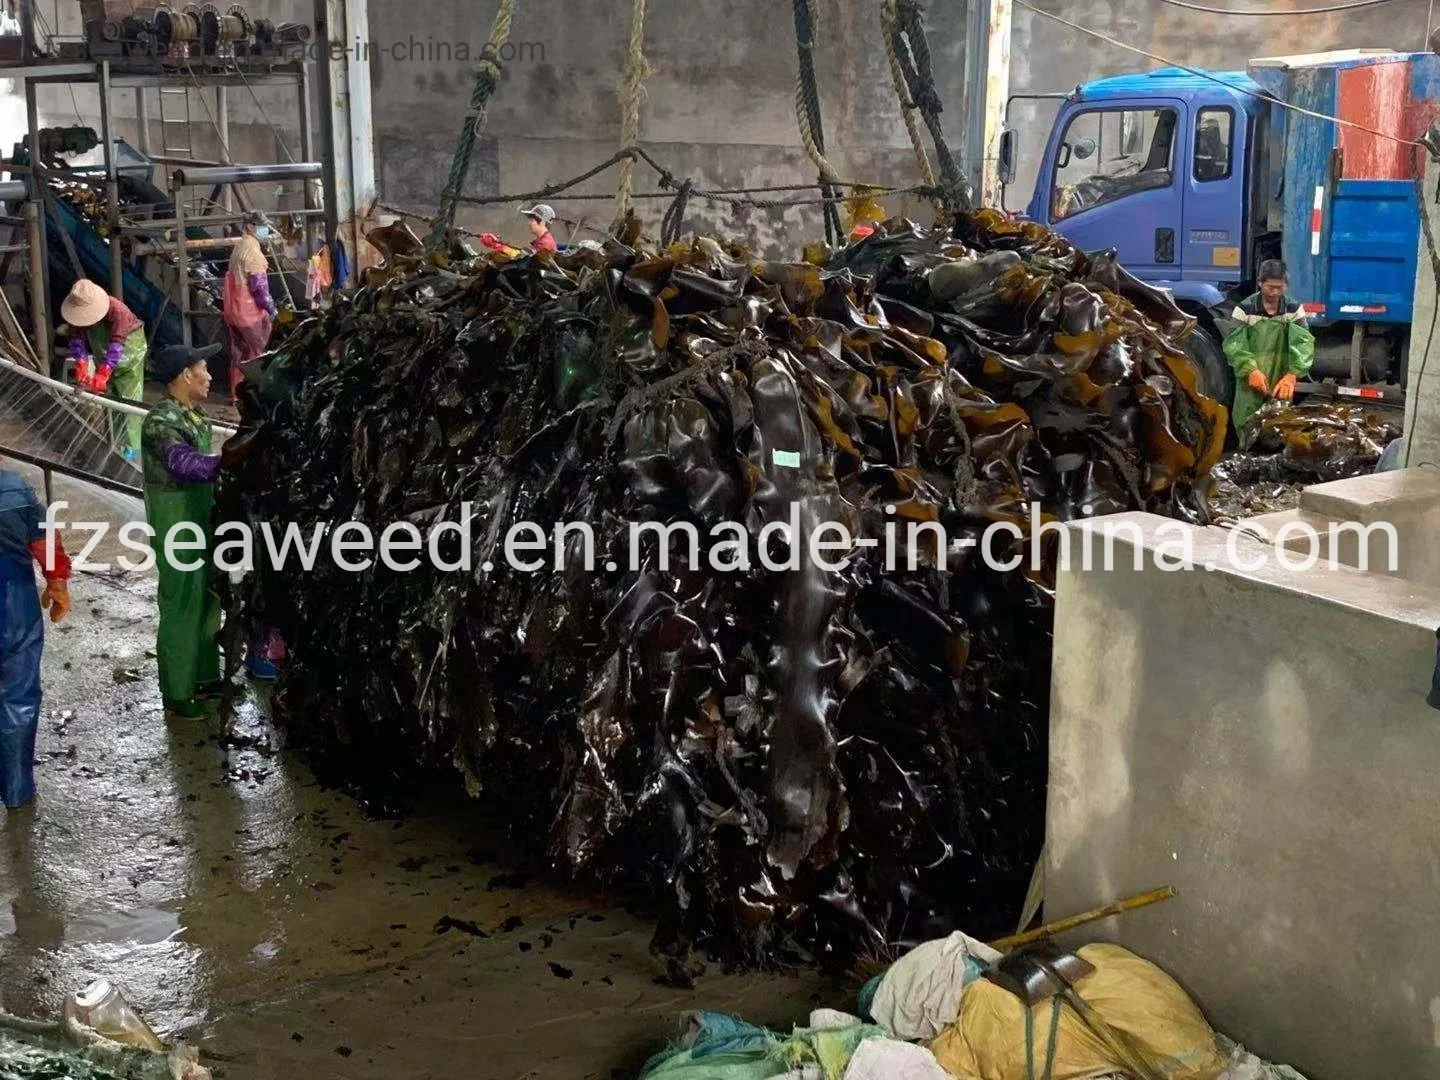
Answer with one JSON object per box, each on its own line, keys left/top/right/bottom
{"left": 1051, "top": 107, "right": 1178, "bottom": 222}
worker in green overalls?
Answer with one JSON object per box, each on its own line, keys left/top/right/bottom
{"left": 61, "top": 280, "right": 147, "bottom": 460}
{"left": 1223, "top": 259, "right": 1316, "bottom": 432}
{"left": 141, "top": 343, "right": 224, "bottom": 719}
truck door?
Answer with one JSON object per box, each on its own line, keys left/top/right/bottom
{"left": 1181, "top": 104, "right": 1248, "bottom": 281}
{"left": 1040, "top": 98, "right": 1188, "bottom": 279}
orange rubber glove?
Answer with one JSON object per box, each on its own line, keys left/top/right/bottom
{"left": 1247, "top": 368, "right": 1270, "bottom": 395}
{"left": 1273, "top": 373, "right": 1297, "bottom": 401}
{"left": 40, "top": 580, "right": 70, "bottom": 623}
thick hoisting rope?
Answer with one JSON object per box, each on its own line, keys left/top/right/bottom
{"left": 427, "top": 0, "right": 517, "bottom": 250}
{"left": 890, "top": 0, "right": 967, "bottom": 212}
{"left": 881, "top": 0, "right": 938, "bottom": 196}
{"left": 612, "top": 0, "right": 651, "bottom": 230}
{"left": 792, "top": 0, "right": 843, "bottom": 245}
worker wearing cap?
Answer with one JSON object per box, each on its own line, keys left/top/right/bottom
{"left": 1223, "top": 259, "right": 1315, "bottom": 431}
{"left": 142, "top": 343, "right": 224, "bottom": 719}
{"left": 0, "top": 467, "right": 71, "bottom": 809}
{"left": 61, "top": 279, "right": 147, "bottom": 460}
{"left": 223, "top": 212, "right": 279, "bottom": 403}
{"left": 480, "top": 204, "right": 559, "bottom": 256}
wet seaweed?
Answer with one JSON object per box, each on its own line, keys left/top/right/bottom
{"left": 216, "top": 212, "right": 1223, "bottom": 971}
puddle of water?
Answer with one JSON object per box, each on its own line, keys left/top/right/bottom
{"left": 62, "top": 906, "right": 181, "bottom": 947}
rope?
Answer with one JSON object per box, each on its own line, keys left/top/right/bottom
{"left": 661, "top": 179, "right": 693, "bottom": 245}
{"left": 427, "top": 0, "right": 517, "bottom": 250}
{"left": 881, "top": 0, "right": 937, "bottom": 196}
{"left": 1016, "top": 0, "right": 1423, "bottom": 148}
{"left": 891, "top": 0, "right": 967, "bottom": 210}
{"left": 791, "top": 0, "right": 843, "bottom": 245}
{"left": 1156, "top": 0, "right": 1402, "bottom": 12}
{"left": 612, "top": 0, "right": 650, "bottom": 228}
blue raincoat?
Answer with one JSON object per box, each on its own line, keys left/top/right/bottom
{"left": 0, "top": 470, "right": 46, "bottom": 808}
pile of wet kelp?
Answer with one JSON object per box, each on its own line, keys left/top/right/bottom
{"left": 217, "top": 211, "right": 1225, "bottom": 972}
{"left": 1224, "top": 400, "right": 1402, "bottom": 484}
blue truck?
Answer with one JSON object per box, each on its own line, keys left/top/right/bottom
{"left": 1002, "top": 50, "right": 1440, "bottom": 411}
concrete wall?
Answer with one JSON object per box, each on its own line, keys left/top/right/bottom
{"left": 366, "top": 0, "right": 967, "bottom": 250}
{"left": 1006, "top": 0, "right": 1438, "bottom": 212}
{"left": 26, "top": 0, "right": 969, "bottom": 253}
{"left": 1405, "top": 145, "right": 1440, "bottom": 465}
{"left": 1047, "top": 511, "right": 1440, "bottom": 1080}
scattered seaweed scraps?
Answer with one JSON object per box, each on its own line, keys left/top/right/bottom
{"left": 217, "top": 211, "right": 1223, "bottom": 971}
{"left": 1232, "top": 401, "right": 1402, "bottom": 484}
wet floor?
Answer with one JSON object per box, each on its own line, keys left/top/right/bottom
{"left": 0, "top": 471, "right": 837, "bottom": 1080}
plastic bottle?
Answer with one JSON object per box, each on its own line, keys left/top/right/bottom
{"left": 62, "top": 979, "right": 165, "bottom": 1052}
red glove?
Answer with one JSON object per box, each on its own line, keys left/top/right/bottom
{"left": 29, "top": 537, "right": 71, "bottom": 583}
{"left": 91, "top": 364, "right": 113, "bottom": 393}
{"left": 1247, "top": 369, "right": 1270, "bottom": 395}
{"left": 1273, "top": 373, "right": 1298, "bottom": 401}
{"left": 74, "top": 357, "right": 94, "bottom": 390}
{"left": 480, "top": 232, "right": 503, "bottom": 250}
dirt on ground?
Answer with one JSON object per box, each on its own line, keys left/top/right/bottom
{"left": 0, "top": 470, "right": 837, "bottom": 1080}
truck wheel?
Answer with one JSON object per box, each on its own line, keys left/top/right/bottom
{"left": 1184, "top": 325, "right": 1233, "bottom": 409}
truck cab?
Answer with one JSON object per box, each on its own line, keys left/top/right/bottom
{"left": 1009, "top": 52, "right": 1440, "bottom": 411}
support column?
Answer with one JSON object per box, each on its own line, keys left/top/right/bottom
{"left": 963, "top": 0, "right": 1012, "bottom": 208}
{"left": 136, "top": 87, "right": 151, "bottom": 154}
{"left": 299, "top": 62, "right": 318, "bottom": 263}
{"left": 25, "top": 77, "right": 52, "bottom": 375}
{"left": 217, "top": 86, "right": 232, "bottom": 211}
{"left": 313, "top": 0, "right": 376, "bottom": 285}
{"left": 98, "top": 60, "right": 123, "bottom": 297}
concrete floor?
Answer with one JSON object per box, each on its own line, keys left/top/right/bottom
{"left": 0, "top": 471, "right": 838, "bottom": 1080}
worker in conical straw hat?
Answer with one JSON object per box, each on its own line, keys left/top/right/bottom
{"left": 141, "top": 342, "right": 225, "bottom": 719}
{"left": 61, "top": 279, "right": 147, "bottom": 461}
{"left": 223, "top": 211, "right": 279, "bottom": 404}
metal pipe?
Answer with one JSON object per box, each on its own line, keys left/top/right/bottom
{"left": 24, "top": 201, "right": 47, "bottom": 376}
{"left": 132, "top": 234, "right": 246, "bottom": 255}
{"left": 117, "top": 208, "right": 326, "bottom": 234}
{"left": 25, "top": 79, "right": 51, "bottom": 377}
{"left": 0, "top": 181, "right": 30, "bottom": 202}
{"left": 145, "top": 154, "right": 228, "bottom": 167}
{"left": 216, "top": 86, "right": 231, "bottom": 211}
{"left": 0, "top": 442, "right": 141, "bottom": 499}
{"left": 299, "top": 58, "right": 317, "bottom": 260}
{"left": 174, "top": 184, "right": 190, "bottom": 346}
{"left": 172, "top": 161, "right": 324, "bottom": 187}
{"left": 136, "top": 87, "right": 150, "bottom": 154}
{"left": 99, "top": 60, "right": 124, "bottom": 298}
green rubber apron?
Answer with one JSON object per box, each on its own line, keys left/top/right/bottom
{"left": 143, "top": 423, "right": 221, "bottom": 705}
{"left": 87, "top": 325, "right": 147, "bottom": 453}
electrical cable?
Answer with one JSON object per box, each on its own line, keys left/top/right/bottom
{"left": 1017, "top": 0, "right": 1422, "bottom": 147}
{"left": 1156, "top": 0, "right": 1403, "bottom": 14}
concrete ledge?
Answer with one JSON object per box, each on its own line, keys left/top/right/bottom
{"left": 1049, "top": 512, "right": 1440, "bottom": 1080}
{"left": 1300, "top": 468, "right": 1440, "bottom": 523}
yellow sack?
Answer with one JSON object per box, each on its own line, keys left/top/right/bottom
{"left": 929, "top": 944, "right": 1226, "bottom": 1080}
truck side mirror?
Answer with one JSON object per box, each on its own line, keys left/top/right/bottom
{"left": 1073, "top": 137, "right": 1098, "bottom": 161}
{"left": 999, "top": 129, "right": 1017, "bottom": 186}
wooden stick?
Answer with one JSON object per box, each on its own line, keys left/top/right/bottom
{"left": 989, "top": 886, "right": 1177, "bottom": 953}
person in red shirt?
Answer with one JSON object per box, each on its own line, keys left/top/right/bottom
{"left": 0, "top": 467, "right": 71, "bottom": 809}
{"left": 480, "top": 204, "right": 559, "bottom": 256}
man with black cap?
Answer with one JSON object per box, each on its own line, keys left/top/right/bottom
{"left": 479, "top": 203, "right": 559, "bottom": 256}
{"left": 141, "top": 342, "right": 224, "bottom": 718}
